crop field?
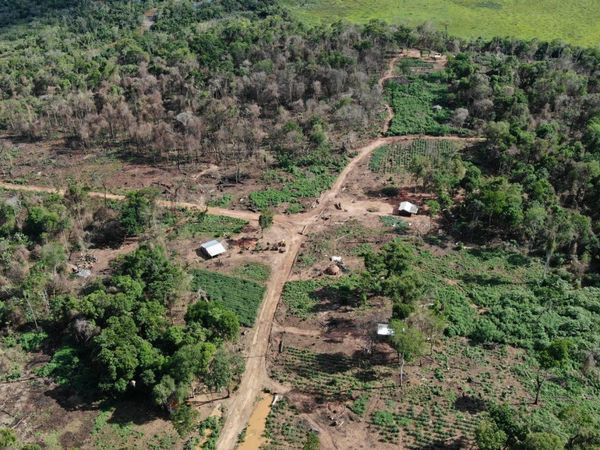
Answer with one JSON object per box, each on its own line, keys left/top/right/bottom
{"left": 269, "top": 340, "right": 526, "bottom": 448}
{"left": 262, "top": 398, "right": 313, "bottom": 450}
{"left": 386, "top": 78, "right": 466, "bottom": 136}
{"left": 280, "top": 279, "right": 337, "bottom": 318}
{"left": 160, "top": 209, "right": 247, "bottom": 239}
{"left": 272, "top": 346, "right": 398, "bottom": 400}
{"left": 190, "top": 269, "right": 266, "bottom": 326}
{"left": 282, "top": 0, "right": 600, "bottom": 47}
{"left": 369, "top": 139, "right": 460, "bottom": 173}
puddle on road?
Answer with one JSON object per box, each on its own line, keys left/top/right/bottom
{"left": 237, "top": 392, "right": 274, "bottom": 450}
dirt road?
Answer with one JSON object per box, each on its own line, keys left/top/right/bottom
{"left": 0, "top": 182, "right": 259, "bottom": 223}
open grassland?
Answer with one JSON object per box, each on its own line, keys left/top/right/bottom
{"left": 282, "top": 0, "right": 600, "bottom": 47}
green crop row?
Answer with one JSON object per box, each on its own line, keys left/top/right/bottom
{"left": 190, "top": 269, "right": 265, "bottom": 326}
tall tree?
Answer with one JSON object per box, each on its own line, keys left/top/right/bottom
{"left": 389, "top": 320, "right": 425, "bottom": 388}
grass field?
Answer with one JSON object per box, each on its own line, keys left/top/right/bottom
{"left": 282, "top": 0, "right": 600, "bottom": 47}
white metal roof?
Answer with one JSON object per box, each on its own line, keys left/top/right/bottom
{"left": 399, "top": 201, "right": 419, "bottom": 214}
{"left": 377, "top": 323, "right": 395, "bottom": 336}
{"left": 200, "top": 240, "right": 227, "bottom": 257}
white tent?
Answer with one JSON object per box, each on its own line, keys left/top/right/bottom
{"left": 398, "top": 201, "right": 419, "bottom": 215}
{"left": 200, "top": 240, "right": 227, "bottom": 258}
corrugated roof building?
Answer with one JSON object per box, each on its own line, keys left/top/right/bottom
{"left": 398, "top": 201, "right": 419, "bottom": 216}
{"left": 200, "top": 240, "right": 227, "bottom": 258}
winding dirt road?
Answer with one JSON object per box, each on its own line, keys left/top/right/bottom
{"left": 0, "top": 51, "right": 484, "bottom": 450}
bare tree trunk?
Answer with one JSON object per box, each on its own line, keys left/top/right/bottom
{"left": 534, "top": 371, "right": 544, "bottom": 405}
{"left": 399, "top": 355, "right": 405, "bottom": 388}
{"left": 24, "top": 294, "right": 39, "bottom": 331}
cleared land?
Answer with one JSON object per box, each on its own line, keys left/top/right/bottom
{"left": 282, "top": 0, "right": 600, "bottom": 46}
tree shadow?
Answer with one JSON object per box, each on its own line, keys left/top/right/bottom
{"left": 353, "top": 367, "right": 379, "bottom": 383}
{"left": 420, "top": 436, "right": 470, "bottom": 450}
{"left": 310, "top": 285, "right": 360, "bottom": 313}
{"left": 325, "top": 317, "right": 356, "bottom": 332}
{"left": 0, "top": 0, "right": 81, "bottom": 28}
{"left": 507, "top": 253, "right": 530, "bottom": 268}
{"left": 366, "top": 186, "right": 400, "bottom": 198}
{"left": 313, "top": 352, "right": 352, "bottom": 375}
{"left": 108, "top": 397, "right": 165, "bottom": 426}
{"left": 453, "top": 395, "right": 487, "bottom": 414}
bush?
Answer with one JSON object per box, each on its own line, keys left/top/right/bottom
{"left": 24, "top": 205, "right": 68, "bottom": 242}
{"left": 18, "top": 331, "right": 47, "bottom": 352}
{"left": 0, "top": 428, "right": 16, "bottom": 449}
{"left": 0, "top": 203, "right": 16, "bottom": 237}
{"left": 171, "top": 404, "right": 198, "bottom": 437}
{"left": 523, "top": 432, "right": 565, "bottom": 450}
{"left": 119, "top": 189, "right": 157, "bottom": 236}
{"left": 470, "top": 318, "right": 503, "bottom": 345}
{"left": 302, "top": 432, "right": 320, "bottom": 450}
{"left": 475, "top": 420, "right": 507, "bottom": 450}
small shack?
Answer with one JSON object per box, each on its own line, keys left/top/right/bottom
{"left": 398, "top": 201, "right": 419, "bottom": 216}
{"left": 199, "top": 240, "right": 227, "bottom": 258}
{"left": 377, "top": 323, "right": 395, "bottom": 337}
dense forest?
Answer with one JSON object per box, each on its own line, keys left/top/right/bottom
{"left": 391, "top": 41, "right": 600, "bottom": 282}
{"left": 0, "top": 0, "right": 391, "bottom": 168}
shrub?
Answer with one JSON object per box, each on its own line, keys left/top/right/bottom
{"left": 475, "top": 419, "right": 507, "bottom": 450}
{"left": 18, "top": 331, "right": 47, "bottom": 352}
{"left": 0, "top": 203, "right": 16, "bottom": 237}
{"left": 0, "top": 428, "right": 16, "bottom": 448}
{"left": 119, "top": 189, "right": 157, "bottom": 236}
{"left": 24, "top": 205, "right": 68, "bottom": 241}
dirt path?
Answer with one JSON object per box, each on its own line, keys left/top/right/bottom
{"left": 0, "top": 182, "right": 260, "bottom": 223}
{"left": 380, "top": 53, "right": 402, "bottom": 134}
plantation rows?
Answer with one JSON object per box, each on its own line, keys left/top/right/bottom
{"left": 262, "top": 399, "right": 311, "bottom": 450}
{"left": 386, "top": 78, "right": 463, "bottom": 136}
{"left": 397, "top": 57, "right": 435, "bottom": 75}
{"left": 369, "top": 140, "right": 459, "bottom": 173}
{"left": 369, "top": 387, "right": 479, "bottom": 448}
{"left": 272, "top": 347, "right": 397, "bottom": 401}
{"left": 190, "top": 269, "right": 265, "bottom": 326}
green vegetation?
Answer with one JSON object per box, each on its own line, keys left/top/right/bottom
{"left": 207, "top": 194, "right": 233, "bottom": 208}
{"left": 386, "top": 78, "right": 464, "bottom": 136}
{"left": 263, "top": 398, "right": 313, "bottom": 449}
{"left": 165, "top": 210, "right": 247, "bottom": 239}
{"left": 184, "top": 416, "right": 224, "bottom": 450}
{"left": 232, "top": 262, "right": 271, "bottom": 284}
{"left": 296, "top": 220, "right": 377, "bottom": 270}
{"left": 120, "top": 189, "right": 158, "bottom": 236}
{"left": 379, "top": 216, "right": 409, "bottom": 234}
{"left": 191, "top": 269, "right": 266, "bottom": 327}
{"left": 369, "top": 140, "right": 460, "bottom": 174}
{"left": 349, "top": 395, "right": 370, "bottom": 416}
{"left": 282, "top": 0, "right": 600, "bottom": 46}
{"left": 281, "top": 278, "right": 340, "bottom": 318}
{"left": 249, "top": 166, "right": 339, "bottom": 211}
{"left": 272, "top": 346, "right": 397, "bottom": 400}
